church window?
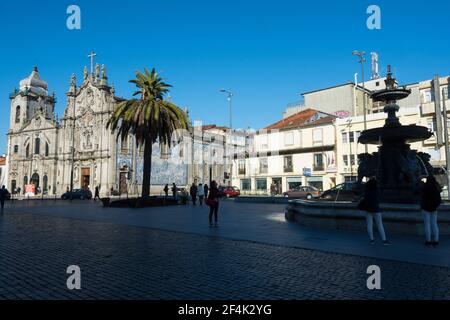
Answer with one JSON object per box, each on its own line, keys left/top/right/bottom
{"left": 35, "top": 138, "right": 40, "bottom": 155}
{"left": 121, "top": 136, "right": 129, "bottom": 155}
{"left": 45, "top": 142, "right": 49, "bottom": 157}
{"left": 14, "top": 145, "right": 18, "bottom": 153}
{"left": 15, "top": 106, "right": 20, "bottom": 123}
{"left": 25, "top": 145, "right": 30, "bottom": 158}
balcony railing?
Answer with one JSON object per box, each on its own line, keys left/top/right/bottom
{"left": 283, "top": 166, "right": 293, "bottom": 173}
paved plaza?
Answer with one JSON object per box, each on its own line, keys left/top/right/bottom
{"left": 1, "top": 199, "right": 450, "bottom": 299}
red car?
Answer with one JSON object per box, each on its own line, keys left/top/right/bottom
{"left": 218, "top": 186, "right": 241, "bottom": 198}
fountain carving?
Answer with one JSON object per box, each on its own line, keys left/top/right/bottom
{"left": 358, "top": 65, "right": 433, "bottom": 203}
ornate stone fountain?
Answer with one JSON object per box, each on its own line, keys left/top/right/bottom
{"left": 285, "top": 65, "right": 450, "bottom": 235}
{"left": 357, "top": 65, "right": 433, "bottom": 203}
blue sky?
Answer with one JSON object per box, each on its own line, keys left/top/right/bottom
{"left": 0, "top": 0, "right": 449, "bottom": 153}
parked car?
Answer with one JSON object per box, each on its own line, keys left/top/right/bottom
{"left": 218, "top": 186, "right": 241, "bottom": 198}
{"left": 319, "top": 182, "right": 360, "bottom": 201}
{"left": 283, "top": 186, "right": 320, "bottom": 200}
{"left": 61, "top": 189, "right": 93, "bottom": 200}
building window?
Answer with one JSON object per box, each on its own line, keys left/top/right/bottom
{"left": 34, "top": 138, "right": 40, "bottom": 155}
{"left": 238, "top": 160, "right": 246, "bottom": 175}
{"left": 259, "top": 158, "right": 268, "bottom": 174}
{"left": 11, "top": 180, "right": 17, "bottom": 193}
{"left": 422, "top": 89, "right": 433, "bottom": 103}
{"left": 355, "top": 131, "right": 361, "bottom": 142}
{"left": 343, "top": 155, "right": 349, "bottom": 166}
{"left": 313, "top": 129, "right": 323, "bottom": 146}
{"left": 15, "top": 106, "right": 20, "bottom": 123}
{"left": 256, "top": 178, "right": 267, "bottom": 191}
{"left": 443, "top": 87, "right": 449, "bottom": 100}
{"left": 350, "top": 154, "right": 356, "bottom": 166}
{"left": 25, "top": 144, "right": 30, "bottom": 158}
{"left": 342, "top": 132, "right": 348, "bottom": 144}
{"left": 284, "top": 156, "right": 293, "bottom": 173}
{"left": 121, "top": 136, "right": 129, "bottom": 155}
{"left": 260, "top": 135, "right": 268, "bottom": 149}
{"left": 240, "top": 179, "right": 251, "bottom": 191}
{"left": 313, "top": 153, "right": 324, "bottom": 171}
{"left": 14, "top": 145, "right": 19, "bottom": 153}
{"left": 284, "top": 132, "right": 294, "bottom": 146}
{"left": 427, "top": 119, "right": 437, "bottom": 132}
{"left": 349, "top": 131, "right": 355, "bottom": 143}
{"left": 45, "top": 142, "right": 49, "bottom": 157}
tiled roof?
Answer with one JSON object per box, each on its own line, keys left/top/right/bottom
{"left": 0, "top": 157, "right": 6, "bottom": 166}
{"left": 265, "top": 108, "right": 336, "bottom": 130}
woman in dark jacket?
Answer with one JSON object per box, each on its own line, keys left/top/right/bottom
{"left": 420, "top": 175, "right": 442, "bottom": 247}
{"left": 361, "top": 178, "right": 390, "bottom": 245}
{"left": 207, "top": 181, "right": 220, "bottom": 227}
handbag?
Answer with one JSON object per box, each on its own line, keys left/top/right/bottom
{"left": 205, "top": 198, "right": 218, "bottom": 207}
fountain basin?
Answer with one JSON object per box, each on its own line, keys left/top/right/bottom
{"left": 371, "top": 88, "right": 411, "bottom": 102}
{"left": 358, "top": 125, "right": 433, "bottom": 144}
{"left": 285, "top": 200, "right": 450, "bottom": 236}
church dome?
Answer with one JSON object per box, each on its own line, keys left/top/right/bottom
{"left": 19, "top": 66, "right": 48, "bottom": 96}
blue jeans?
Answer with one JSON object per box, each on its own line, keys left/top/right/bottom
{"left": 423, "top": 211, "right": 439, "bottom": 242}
{"left": 366, "top": 212, "right": 387, "bottom": 241}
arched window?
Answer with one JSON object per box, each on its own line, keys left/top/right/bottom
{"left": 45, "top": 142, "right": 49, "bottom": 157}
{"left": 15, "top": 106, "right": 20, "bottom": 123}
{"left": 43, "top": 175, "right": 48, "bottom": 193}
{"left": 25, "top": 144, "right": 30, "bottom": 158}
{"left": 35, "top": 138, "right": 40, "bottom": 155}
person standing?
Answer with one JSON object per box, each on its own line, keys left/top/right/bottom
{"left": 420, "top": 175, "right": 442, "bottom": 247}
{"left": 172, "top": 183, "right": 177, "bottom": 200}
{"left": 207, "top": 181, "right": 220, "bottom": 227}
{"left": 0, "top": 185, "right": 9, "bottom": 211}
{"left": 204, "top": 183, "right": 209, "bottom": 199}
{"left": 198, "top": 183, "right": 205, "bottom": 205}
{"left": 359, "top": 178, "right": 391, "bottom": 245}
{"left": 190, "top": 182, "right": 198, "bottom": 205}
{"left": 163, "top": 184, "right": 169, "bottom": 199}
{"left": 94, "top": 186, "right": 100, "bottom": 201}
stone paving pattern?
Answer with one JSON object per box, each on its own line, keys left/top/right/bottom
{"left": 1, "top": 212, "right": 450, "bottom": 299}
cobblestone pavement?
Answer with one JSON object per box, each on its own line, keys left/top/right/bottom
{"left": 1, "top": 212, "right": 450, "bottom": 299}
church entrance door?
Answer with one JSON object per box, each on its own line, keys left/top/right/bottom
{"left": 30, "top": 173, "right": 40, "bottom": 191}
{"left": 119, "top": 172, "right": 128, "bottom": 195}
{"left": 81, "top": 168, "right": 90, "bottom": 190}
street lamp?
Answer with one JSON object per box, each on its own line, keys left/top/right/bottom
{"left": 346, "top": 118, "right": 354, "bottom": 180}
{"left": 219, "top": 89, "right": 233, "bottom": 185}
{"left": 219, "top": 89, "right": 233, "bottom": 129}
{"left": 352, "top": 50, "right": 368, "bottom": 154}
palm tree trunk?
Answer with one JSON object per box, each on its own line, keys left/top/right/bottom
{"left": 142, "top": 139, "right": 152, "bottom": 198}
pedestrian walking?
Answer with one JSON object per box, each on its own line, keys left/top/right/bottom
{"left": 204, "top": 183, "right": 209, "bottom": 199}
{"left": 420, "top": 175, "right": 442, "bottom": 247}
{"left": 198, "top": 183, "right": 205, "bottom": 205}
{"left": 270, "top": 183, "right": 276, "bottom": 197}
{"left": 206, "top": 180, "right": 220, "bottom": 227}
{"left": 358, "top": 178, "right": 391, "bottom": 245}
{"left": 0, "top": 185, "right": 10, "bottom": 212}
{"left": 190, "top": 182, "right": 198, "bottom": 205}
{"left": 94, "top": 186, "right": 101, "bottom": 201}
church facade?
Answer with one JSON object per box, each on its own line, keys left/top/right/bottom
{"left": 6, "top": 62, "right": 190, "bottom": 197}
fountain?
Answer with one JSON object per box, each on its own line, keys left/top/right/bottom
{"left": 285, "top": 66, "right": 450, "bottom": 235}
{"left": 357, "top": 65, "right": 433, "bottom": 203}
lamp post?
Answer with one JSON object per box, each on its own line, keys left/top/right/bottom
{"left": 220, "top": 89, "right": 233, "bottom": 185}
{"left": 346, "top": 119, "right": 354, "bottom": 180}
{"left": 352, "top": 50, "right": 368, "bottom": 154}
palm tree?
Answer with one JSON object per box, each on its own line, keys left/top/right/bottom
{"left": 107, "top": 68, "right": 190, "bottom": 198}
